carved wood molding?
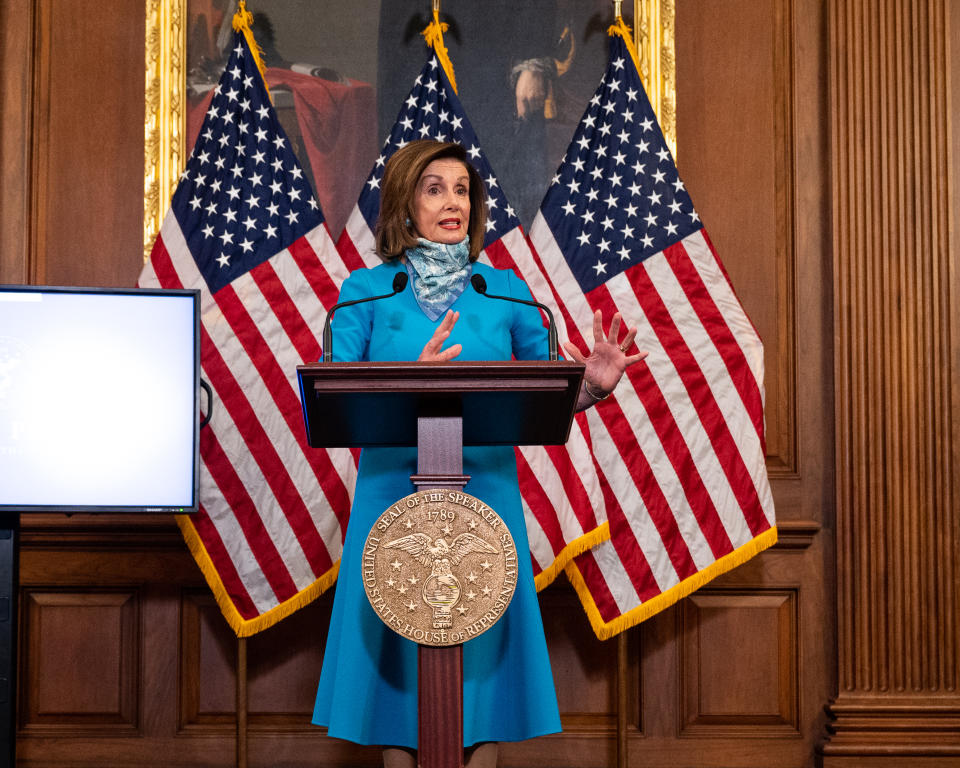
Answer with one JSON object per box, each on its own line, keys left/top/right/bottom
{"left": 768, "top": 0, "right": 799, "bottom": 478}
{"left": 771, "top": 519, "right": 821, "bottom": 550}
{"left": 824, "top": 696, "right": 960, "bottom": 755}
{"left": 27, "top": 0, "right": 52, "bottom": 285}
{"left": 825, "top": 0, "right": 959, "bottom": 758}
{"left": 0, "top": 0, "right": 34, "bottom": 284}
{"left": 19, "top": 514, "right": 183, "bottom": 550}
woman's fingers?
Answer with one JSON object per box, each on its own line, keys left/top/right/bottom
{"left": 619, "top": 326, "right": 638, "bottom": 352}
{"left": 437, "top": 343, "right": 462, "bottom": 361}
{"left": 431, "top": 310, "right": 458, "bottom": 345}
{"left": 590, "top": 310, "right": 636, "bottom": 350}
{"left": 439, "top": 309, "right": 458, "bottom": 332}
{"left": 419, "top": 311, "right": 461, "bottom": 361}
{"left": 606, "top": 312, "right": 623, "bottom": 344}
{"left": 562, "top": 341, "right": 587, "bottom": 363}
{"left": 592, "top": 310, "right": 604, "bottom": 342}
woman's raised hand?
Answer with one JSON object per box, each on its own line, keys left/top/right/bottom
{"left": 563, "top": 310, "right": 647, "bottom": 398}
{"left": 418, "top": 310, "right": 462, "bottom": 362}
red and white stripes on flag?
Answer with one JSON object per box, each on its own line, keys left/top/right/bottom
{"left": 484, "top": 230, "right": 612, "bottom": 586}
{"left": 335, "top": 29, "right": 612, "bottom": 589}
{"left": 526, "top": 23, "right": 776, "bottom": 639}
{"left": 139, "top": 29, "right": 354, "bottom": 636}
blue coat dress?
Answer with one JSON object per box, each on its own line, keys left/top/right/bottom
{"left": 311, "top": 259, "right": 562, "bottom": 748}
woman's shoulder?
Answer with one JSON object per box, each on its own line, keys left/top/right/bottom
{"left": 472, "top": 262, "right": 530, "bottom": 297}
{"left": 342, "top": 259, "right": 403, "bottom": 290}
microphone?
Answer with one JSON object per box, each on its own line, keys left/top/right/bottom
{"left": 322, "top": 271, "right": 408, "bottom": 362}
{"left": 471, "top": 273, "right": 558, "bottom": 361}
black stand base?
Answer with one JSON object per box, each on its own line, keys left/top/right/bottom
{"left": 0, "top": 513, "right": 18, "bottom": 768}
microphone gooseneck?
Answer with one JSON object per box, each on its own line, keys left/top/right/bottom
{"left": 471, "top": 273, "right": 558, "bottom": 361}
{"left": 322, "top": 270, "right": 409, "bottom": 362}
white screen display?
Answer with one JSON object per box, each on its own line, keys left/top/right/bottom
{"left": 0, "top": 287, "right": 198, "bottom": 511}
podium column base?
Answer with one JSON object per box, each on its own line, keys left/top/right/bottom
{"left": 418, "top": 644, "right": 463, "bottom": 768}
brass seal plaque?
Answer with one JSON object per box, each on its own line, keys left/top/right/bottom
{"left": 362, "top": 489, "right": 517, "bottom": 646}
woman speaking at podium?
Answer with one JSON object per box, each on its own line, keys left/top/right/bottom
{"left": 312, "top": 140, "right": 646, "bottom": 768}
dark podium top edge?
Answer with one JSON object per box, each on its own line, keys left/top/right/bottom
{"left": 297, "top": 360, "right": 585, "bottom": 448}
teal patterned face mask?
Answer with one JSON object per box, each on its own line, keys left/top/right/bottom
{"left": 404, "top": 237, "right": 472, "bottom": 321}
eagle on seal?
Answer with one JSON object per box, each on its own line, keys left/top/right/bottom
{"left": 384, "top": 532, "right": 498, "bottom": 567}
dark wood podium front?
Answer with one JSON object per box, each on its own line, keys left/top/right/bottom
{"left": 298, "top": 361, "right": 582, "bottom": 768}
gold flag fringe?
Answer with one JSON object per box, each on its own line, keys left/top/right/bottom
{"left": 607, "top": 15, "right": 642, "bottom": 76}
{"left": 232, "top": 0, "right": 271, "bottom": 100}
{"left": 533, "top": 521, "right": 610, "bottom": 592}
{"left": 177, "top": 514, "right": 340, "bottom": 637}
{"left": 565, "top": 526, "right": 779, "bottom": 640}
{"left": 179, "top": 506, "right": 607, "bottom": 634}
{"left": 421, "top": 8, "right": 458, "bottom": 94}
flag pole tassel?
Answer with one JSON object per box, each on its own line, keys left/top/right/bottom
{"left": 422, "top": 7, "right": 458, "bottom": 94}
{"left": 232, "top": 0, "right": 271, "bottom": 100}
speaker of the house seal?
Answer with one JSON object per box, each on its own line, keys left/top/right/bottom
{"left": 361, "top": 488, "right": 517, "bottom": 647}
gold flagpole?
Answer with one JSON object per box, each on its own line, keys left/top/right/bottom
{"left": 236, "top": 636, "right": 248, "bottom": 768}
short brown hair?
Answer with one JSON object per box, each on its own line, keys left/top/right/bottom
{"left": 375, "top": 140, "right": 487, "bottom": 261}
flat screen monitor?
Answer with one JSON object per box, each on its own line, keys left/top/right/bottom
{"left": 0, "top": 285, "right": 200, "bottom": 513}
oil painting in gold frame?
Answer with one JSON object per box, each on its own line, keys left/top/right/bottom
{"left": 143, "top": 0, "right": 675, "bottom": 260}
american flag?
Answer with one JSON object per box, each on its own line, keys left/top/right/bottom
{"left": 336, "top": 48, "right": 614, "bottom": 589}
{"left": 527, "top": 26, "right": 777, "bottom": 639}
{"left": 138, "top": 31, "right": 353, "bottom": 635}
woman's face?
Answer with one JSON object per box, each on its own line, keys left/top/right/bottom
{"left": 410, "top": 158, "right": 471, "bottom": 245}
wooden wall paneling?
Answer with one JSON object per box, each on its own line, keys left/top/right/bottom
{"left": 628, "top": 546, "right": 824, "bottom": 768}
{"left": 27, "top": 0, "right": 50, "bottom": 287}
{"left": 788, "top": 0, "right": 836, "bottom": 756}
{"left": 680, "top": 590, "right": 799, "bottom": 735}
{"left": 490, "top": 582, "right": 626, "bottom": 768}
{"left": 953, "top": 0, "right": 960, "bottom": 644}
{"left": 541, "top": 583, "right": 621, "bottom": 731}
{"left": 139, "top": 579, "right": 183, "bottom": 745}
{"left": 0, "top": 0, "right": 33, "bottom": 284}
{"left": 667, "top": 0, "right": 834, "bottom": 767}
{"left": 20, "top": 589, "right": 139, "bottom": 731}
{"left": 29, "top": 0, "right": 146, "bottom": 288}
{"left": 246, "top": 595, "right": 327, "bottom": 725}
{"left": 823, "top": 0, "right": 960, "bottom": 763}
{"left": 636, "top": 603, "right": 680, "bottom": 745}
{"left": 16, "top": 524, "right": 234, "bottom": 767}
{"left": 179, "top": 589, "right": 236, "bottom": 730}
{"left": 240, "top": 581, "right": 628, "bottom": 768}
{"left": 675, "top": 0, "right": 796, "bottom": 476}
{"left": 245, "top": 595, "right": 383, "bottom": 768}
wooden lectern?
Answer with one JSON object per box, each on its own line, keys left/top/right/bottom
{"left": 297, "top": 360, "right": 583, "bottom": 768}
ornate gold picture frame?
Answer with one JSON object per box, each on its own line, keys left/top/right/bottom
{"left": 143, "top": 0, "right": 676, "bottom": 260}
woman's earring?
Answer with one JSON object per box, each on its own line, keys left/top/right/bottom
{"left": 405, "top": 217, "right": 411, "bottom": 227}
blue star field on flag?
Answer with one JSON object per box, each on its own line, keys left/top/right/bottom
{"left": 357, "top": 55, "right": 521, "bottom": 248}
{"left": 172, "top": 32, "right": 323, "bottom": 294}
{"left": 540, "top": 35, "right": 702, "bottom": 294}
